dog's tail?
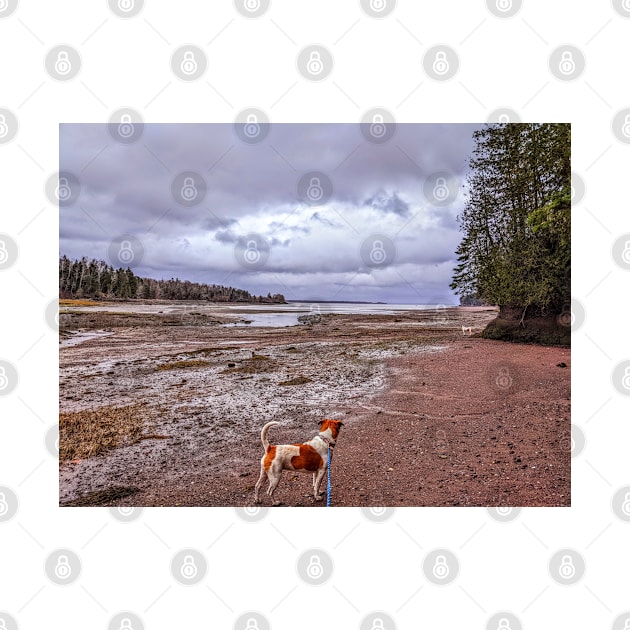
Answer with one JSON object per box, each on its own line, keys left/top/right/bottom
{"left": 260, "top": 421, "right": 279, "bottom": 450}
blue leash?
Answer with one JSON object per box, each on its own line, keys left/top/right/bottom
{"left": 326, "top": 446, "right": 332, "bottom": 507}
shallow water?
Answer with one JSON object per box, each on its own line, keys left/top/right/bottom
{"left": 61, "top": 301, "right": 457, "bottom": 329}
{"left": 224, "top": 312, "right": 303, "bottom": 327}
{"left": 60, "top": 330, "right": 114, "bottom": 348}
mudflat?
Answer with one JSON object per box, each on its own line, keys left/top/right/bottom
{"left": 59, "top": 304, "right": 570, "bottom": 507}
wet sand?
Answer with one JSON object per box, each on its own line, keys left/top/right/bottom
{"left": 58, "top": 304, "right": 570, "bottom": 507}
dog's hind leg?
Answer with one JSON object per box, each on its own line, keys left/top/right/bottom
{"left": 266, "top": 467, "right": 283, "bottom": 506}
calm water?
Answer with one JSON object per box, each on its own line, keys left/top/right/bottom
{"left": 62, "top": 300, "right": 455, "bottom": 328}
{"left": 226, "top": 302, "right": 452, "bottom": 327}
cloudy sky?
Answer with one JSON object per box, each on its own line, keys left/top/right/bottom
{"left": 59, "top": 122, "right": 482, "bottom": 304}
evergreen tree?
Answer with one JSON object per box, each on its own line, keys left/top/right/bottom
{"left": 451, "top": 123, "right": 570, "bottom": 316}
{"left": 58, "top": 256, "right": 285, "bottom": 303}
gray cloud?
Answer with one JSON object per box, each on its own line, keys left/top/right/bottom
{"left": 60, "top": 123, "right": 482, "bottom": 303}
{"left": 213, "top": 229, "right": 239, "bottom": 244}
{"left": 365, "top": 190, "right": 411, "bottom": 217}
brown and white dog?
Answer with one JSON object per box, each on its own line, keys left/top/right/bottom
{"left": 254, "top": 419, "right": 344, "bottom": 505}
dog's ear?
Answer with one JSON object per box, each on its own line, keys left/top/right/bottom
{"left": 336, "top": 420, "right": 344, "bottom": 426}
{"left": 318, "top": 419, "right": 324, "bottom": 426}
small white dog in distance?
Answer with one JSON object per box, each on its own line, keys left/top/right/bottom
{"left": 254, "top": 419, "right": 344, "bottom": 506}
{"left": 462, "top": 325, "right": 473, "bottom": 336}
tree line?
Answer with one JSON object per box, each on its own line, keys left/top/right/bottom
{"left": 59, "top": 256, "right": 285, "bottom": 303}
{"left": 451, "top": 123, "right": 570, "bottom": 320}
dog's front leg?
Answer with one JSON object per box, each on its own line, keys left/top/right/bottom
{"left": 314, "top": 468, "right": 326, "bottom": 501}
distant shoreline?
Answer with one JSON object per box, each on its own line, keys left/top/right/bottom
{"left": 287, "top": 299, "right": 388, "bottom": 305}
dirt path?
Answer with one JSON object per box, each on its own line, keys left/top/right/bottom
{"left": 329, "top": 339, "right": 570, "bottom": 507}
{"left": 59, "top": 306, "right": 570, "bottom": 507}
